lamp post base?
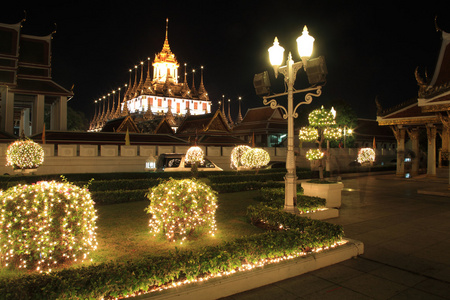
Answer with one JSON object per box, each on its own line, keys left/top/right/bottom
{"left": 283, "top": 205, "right": 299, "bottom": 215}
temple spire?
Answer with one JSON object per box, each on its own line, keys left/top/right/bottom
{"left": 236, "top": 96, "right": 243, "bottom": 124}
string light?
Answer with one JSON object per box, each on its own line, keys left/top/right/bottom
{"left": 0, "top": 181, "right": 98, "bottom": 272}
{"left": 308, "top": 106, "right": 336, "bottom": 127}
{"left": 185, "top": 146, "right": 204, "bottom": 164}
{"left": 6, "top": 140, "right": 44, "bottom": 170}
{"left": 145, "top": 178, "right": 218, "bottom": 242}
{"left": 298, "top": 127, "right": 318, "bottom": 142}
{"left": 241, "top": 148, "right": 270, "bottom": 169}
{"left": 306, "top": 149, "right": 324, "bottom": 161}
{"left": 357, "top": 148, "right": 375, "bottom": 164}
{"left": 230, "top": 145, "right": 251, "bottom": 169}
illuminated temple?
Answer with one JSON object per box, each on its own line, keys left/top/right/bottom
{"left": 89, "top": 19, "right": 211, "bottom": 132}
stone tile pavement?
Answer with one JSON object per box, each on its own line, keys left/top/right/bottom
{"left": 221, "top": 169, "right": 450, "bottom": 299}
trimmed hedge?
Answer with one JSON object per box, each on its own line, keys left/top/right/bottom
{"left": 247, "top": 204, "right": 343, "bottom": 241}
{"left": 255, "top": 187, "right": 325, "bottom": 213}
{"left": 210, "top": 181, "right": 285, "bottom": 193}
{"left": 208, "top": 170, "right": 313, "bottom": 184}
{"left": 0, "top": 211, "right": 343, "bottom": 299}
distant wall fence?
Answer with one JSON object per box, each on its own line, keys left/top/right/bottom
{"left": 0, "top": 143, "right": 397, "bottom": 175}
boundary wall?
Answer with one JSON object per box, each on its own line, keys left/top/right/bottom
{"left": 0, "top": 143, "right": 396, "bottom": 175}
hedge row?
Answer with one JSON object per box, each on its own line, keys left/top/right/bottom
{"left": 247, "top": 204, "right": 344, "bottom": 241}
{"left": 254, "top": 187, "right": 326, "bottom": 213}
{"left": 208, "top": 170, "right": 313, "bottom": 184}
{"left": 0, "top": 210, "right": 343, "bottom": 300}
{"left": 210, "top": 181, "right": 285, "bottom": 193}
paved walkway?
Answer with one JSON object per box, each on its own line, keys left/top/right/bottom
{"left": 221, "top": 169, "right": 450, "bottom": 299}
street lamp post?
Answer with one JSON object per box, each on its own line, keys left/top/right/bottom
{"left": 343, "top": 126, "right": 353, "bottom": 148}
{"left": 263, "top": 26, "right": 325, "bottom": 214}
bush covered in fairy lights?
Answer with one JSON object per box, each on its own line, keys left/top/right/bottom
{"left": 145, "top": 178, "right": 218, "bottom": 243}
{"left": 241, "top": 148, "right": 270, "bottom": 169}
{"left": 308, "top": 106, "right": 336, "bottom": 127}
{"left": 306, "top": 149, "right": 324, "bottom": 161}
{"left": 0, "top": 180, "right": 98, "bottom": 272}
{"left": 323, "top": 127, "right": 342, "bottom": 140}
{"left": 6, "top": 139, "right": 44, "bottom": 170}
{"left": 185, "top": 146, "right": 204, "bottom": 164}
{"left": 298, "top": 127, "right": 318, "bottom": 142}
{"left": 230, "top": 145, "right": 251, "bottom": 169}
{"left": 357, "top": 147, "right": 376, "bottom": 164}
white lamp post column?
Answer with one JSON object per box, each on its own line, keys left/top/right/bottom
{"left": 264, "top": 26, "right": 324, "bottom": 214}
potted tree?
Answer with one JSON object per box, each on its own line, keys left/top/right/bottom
{"left": 299, "top": 106, "right": 344, "bottom": 208}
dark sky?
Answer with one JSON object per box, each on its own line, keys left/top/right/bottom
{"left": 2, "top": 1, "right": 449, "bottom": 121}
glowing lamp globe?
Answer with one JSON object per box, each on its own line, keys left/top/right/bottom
{"left": 268, "top": 37, "right": 285, "bottom": 77}
{"left": 296, "top": 25, "right": 314, "bottom": 59}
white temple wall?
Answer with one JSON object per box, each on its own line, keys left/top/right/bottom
{"left": 0, "top": 143, "right": 396, "bottom": 175}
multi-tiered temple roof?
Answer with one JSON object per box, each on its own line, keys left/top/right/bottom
{"left": 89, "top": 19, "right": 210, "bottom": 133}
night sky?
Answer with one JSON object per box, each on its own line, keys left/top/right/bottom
{"left": 2, "top": 1, "right": 449, "bottom": 122}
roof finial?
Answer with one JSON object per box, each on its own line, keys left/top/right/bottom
{"left": 166, "top": 18, "right": 169, "bottom": 41}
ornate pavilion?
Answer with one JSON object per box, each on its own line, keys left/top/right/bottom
{"left": 89, "top": 19, "right": 211, "bottom": 132}
{"left": 377, "top": 21, "right": 450, "bottom": 182}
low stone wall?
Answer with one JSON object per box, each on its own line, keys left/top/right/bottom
{"left": 0, "top": 143, "right": 396, "bottom": 175}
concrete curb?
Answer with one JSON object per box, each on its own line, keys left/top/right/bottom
{"left": 137, "top": 238, "right": 364, "bottom": 299}
{"left": 304, "top": 208, "right": 339, "bottom": 220}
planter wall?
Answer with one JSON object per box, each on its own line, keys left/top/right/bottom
{"left": 301, "top": 182, "right": 344, "bottom": 208}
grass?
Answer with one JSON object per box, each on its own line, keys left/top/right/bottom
{"left": 0, "top": 190, "right": 264, "bottom": 278}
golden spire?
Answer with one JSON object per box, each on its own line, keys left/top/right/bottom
{"left": 197, "top": 66, "right": 209, "bottom": 100}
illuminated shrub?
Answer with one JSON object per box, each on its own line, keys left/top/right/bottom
{"left": 230, "top": 145, "right": 251, "bottom": 169}
{"left": 241, "top": 148, "right": 270, "bottom": 169}
{"left": 6, "top": 140, "right": 44, "bottom": 170}
{"left": 0, "top": 181, "right": 98, "bottom": 272}
{"left": 308, "top": 106, "right": 336, "bottom": 127}
{"left": 145, "top": 178, "right": 218, "bottom": 242}
{"left": 298, "top": 127, "right": 318, "bottom": 142}
{"left": 185, "top": 146, "right": 204, "bottom": 164}
{"left": 357, "top": 148, "right": 376, "bottom": 164}
{"left": 306, "top": 149, "right": 324, "bottom": 161}
{"left": 323, "top": 127, "right": 342, "bottom": 140}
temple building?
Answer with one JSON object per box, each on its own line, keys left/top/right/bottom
{"left": 377, "top": 19, "right": 450, "bottom": 180}
{"left": 89, "top": 19, "right": 211, "bottom": 132}
{"left": 0, "top": 19, "right": 73, "bottom": 136}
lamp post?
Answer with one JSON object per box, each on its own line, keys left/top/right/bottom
{"left": 343, "top": 126, "right": 353, "bottom": 148}
{"left": 263, "top": 26, "right": 325, "bottom": 214}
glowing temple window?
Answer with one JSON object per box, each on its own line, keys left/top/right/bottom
{"left": 194, "top": 102, "right": 198, "bottom": 110}
{"left": 177, "top": 103, "right": 180, "bottom": 113}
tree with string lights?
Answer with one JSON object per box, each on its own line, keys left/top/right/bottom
{"left": 299, "top": 106, "right": 342, "bottom": 180}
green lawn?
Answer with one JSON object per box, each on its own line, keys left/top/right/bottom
{"left": 1, "top": 190, "right": 264, "bottom": 278}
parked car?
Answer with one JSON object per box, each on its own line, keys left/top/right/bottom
{"left": 155, "top": 153, "right": 223, "bottom": 172}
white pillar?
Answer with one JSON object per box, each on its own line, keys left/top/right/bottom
{"left": 22, "top": 108, "right": 32, "bottom": 136}
{"left": 50, "top": 96, "right": 68, "bottom": 131}
{"left": 32, "top": 95, "right": 45, "bottom": 135}
{"left": 0, "top": 87, "right": 15, "bottom": 135}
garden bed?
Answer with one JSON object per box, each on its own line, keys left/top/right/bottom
{"left": 0, "top": 171, "right": 351, "bottom": 299}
